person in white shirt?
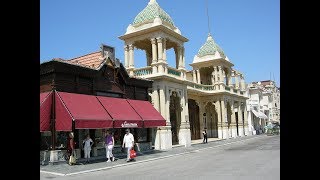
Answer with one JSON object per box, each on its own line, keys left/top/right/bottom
{"left": 122, "top": 129, "right": 134, "bottom": 162}
{"left": 82, "top": 134, "right": 93, "bottom": 163}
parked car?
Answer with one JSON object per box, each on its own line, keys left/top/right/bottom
{"left": 265, "top": 123, "right": 280, "bottom": 135}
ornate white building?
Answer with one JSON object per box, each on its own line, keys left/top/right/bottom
{"left": 246, "top": 80, "right": 280, "bottom": 135}
{"left": 119, "top": 0, "right": 249, "bottom": 150}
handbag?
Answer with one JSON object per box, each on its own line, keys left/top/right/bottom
{"left": 130, "top": 149, "right": 136, "bottom": 159}
{"left": 69, "top": 151, "right": 76, "bottom": 165}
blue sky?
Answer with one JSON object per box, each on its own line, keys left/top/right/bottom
{"left": 40, "top": 0, "right": 280, "bottom": 86}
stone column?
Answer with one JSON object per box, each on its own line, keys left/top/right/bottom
{"left": 128, "top": 44, "right": 135, "bottom": 76}
{"left": 238, "top": 104, "right": 244, "bottom": 136}
{"left": 163, "top": 38, "right": 167, "bottom": 62}
{"left": 182, "top": 47, "right": 185, "bottom": 69}
{"left": 230, "top": 100, "right": 237, "bottom": 138}
{"left": 197, "top": 69, "right": 201, "bottom": 84}
{"left": 159, "top": 85, "right": 166, "bottom": 119}
{"left": 228, "top": 70, "right": 232, "bottom": 86}
{"left": 165, "top": 87, "right": 170, "bottom": 124}
{"left": 179, "top": 89, "right": 191, "bottom": 147}
{"left": 178, "top": 46, "right": 183, "bottom": 69}
{"left": 235, "top": 73, "right": 239, "bottom": 89}
{"left": 220, "top": 99, "right": 228, "bottom": 139}
{"left": 157, "top": 37, "right": 163, "bottom": 73}
{"left": 154, "top": 85, "right": 172, "bottom": 150}
{"left": 152, "top": 88, "right": 160, "bottom": 112}
{"left": 193, "top": 70, "right": 197, "bottom": 83}
{"left": 124, "top": 45, "right": 129, "bottom": 68}
{"left": 215, "top": 100, "right": 223, "bottom": 139}
{"left": 151, "top": 38, "right": 158, "bottom": 74}
{"left": 214, "top": 67, "right": 218, "bottom": 90}
{"left": 157, "top": 37, "right": 163, "bottom": 61}
{"left": 129, "top": 44, "right": 134, "bottom": 68}
{"left": 243, "top": 103, "right": 249, "bottom": 136}
{"left": 240, "top": 76, "right": 245, "bottom": 91}
{"left": 198, "top": 101, "right": 205, "bottom": 133}
{"left": 163, "top": 38, "right": 168, "bottom": 74}
{"left": 211, "top": 71, "right": 215, "bottom": 85}
{"left": 218, "top": 66, "right": 223, "bottom": 90}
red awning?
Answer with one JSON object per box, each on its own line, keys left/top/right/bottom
{"left": 97, "top": 96, "right": 143, "bottom": 128}
{"left": 127, "top": 99, "right": 166, "bottom": 127}
{"left": 40, "top": 91, "right": 52, "bottom": 132}
{"left": 55, "top": 92, "right": 113, "bottom": 129}
{"left": 55, "top": 92, "right": 73, "bottom": 131}
{"left": 40, "top": 91, "right": 50, "bottom": 105}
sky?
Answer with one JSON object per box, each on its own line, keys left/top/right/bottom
{"left": 40, "top": 0, "right": 280, "bottom": 86}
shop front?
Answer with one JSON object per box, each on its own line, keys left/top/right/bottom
{"left": 40, "top": 46, "right": 165, "bottom": 164}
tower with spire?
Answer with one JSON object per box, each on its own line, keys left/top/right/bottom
{"left": 119, "top": 0, "right": 191, "bottom": 150}
{"left": 186, "top": 1, "right": 249, "bottom": 139}
{"left": 118, "top": 0, "right": 249, "bottom": 149}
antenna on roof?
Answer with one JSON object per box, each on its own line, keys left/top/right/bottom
{"left": 206, "top": 0, "right": 211, "bottom": 35}
{"left": 270, "top": 72, "right": 271, "bottom": 81}
{"left": 273, "top": 73, "right": 275, "bottom": 83}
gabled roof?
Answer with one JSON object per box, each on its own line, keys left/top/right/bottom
{"left": 69, "top": 51, "right": 103, "bottom": 69}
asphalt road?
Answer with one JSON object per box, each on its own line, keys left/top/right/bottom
{"left": 41, "top": 135, "right": 280, "bottom": 180}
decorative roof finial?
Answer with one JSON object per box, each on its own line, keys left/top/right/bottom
{"left": 149, "top": 0, "right": 157, "bottom": 4}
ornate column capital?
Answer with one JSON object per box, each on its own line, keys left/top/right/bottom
{"left": 150, "top": 38, "right": 157, "bottom": 44}
{"left": 162, "top": 37, "right": 167, "bottom": 43}
{"left": 128, "top": 44, "right": 134, "bottom": 50}
{"left": 156, "top": 37, "right": 163, "bottom": 42}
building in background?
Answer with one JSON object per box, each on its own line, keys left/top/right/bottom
{"left": 246, "top": 80, "right": 280, "bottom": 135}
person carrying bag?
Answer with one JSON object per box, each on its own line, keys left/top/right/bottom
{"left": 67, "top": 132, "right": 77, "bottom": 165}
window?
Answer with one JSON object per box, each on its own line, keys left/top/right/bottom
{"left": 135, "top": 128, "right": 148, "bottom": 142}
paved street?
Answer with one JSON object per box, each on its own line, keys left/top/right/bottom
{"left": 41, "top": 135, "right": 280, "bottom": 180}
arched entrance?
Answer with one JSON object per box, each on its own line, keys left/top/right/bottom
{"left": 188, "top": 99, "right": 200, "bottom": 140}
{"left": 204, "top": 102, "right": 218, "bottom": 138}
{"left": 170, "top": 91, "right": 181, "bottom": 145}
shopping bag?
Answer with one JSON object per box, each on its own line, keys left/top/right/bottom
{"left": 130, "top": 149, "right": 136, "bottom": 159}
{"left": 69, "top": 154, "right": 76, "bottom": 165}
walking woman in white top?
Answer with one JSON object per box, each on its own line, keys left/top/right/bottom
{"left": 82, "top": 134, "right": 93, "bottom": 163}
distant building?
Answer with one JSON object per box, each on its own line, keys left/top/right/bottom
{"left": 245, "top": 80, "right": 280, "bottom": 135}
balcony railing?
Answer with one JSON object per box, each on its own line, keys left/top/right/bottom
{"left": 133, "top": 67, "right": 152, "bottom": 77}
{"left": 167, "top": 67, "right": 181, "bottom": 77}
{"left": 187, "top": 81, "right": 247, "bottom": 96}
{"left": 186, "top": 81, "right": 215, "bottom": 91}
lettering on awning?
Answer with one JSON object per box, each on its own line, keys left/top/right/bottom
{"left": 121, "top": 121, "right": 138, "bottom": 128}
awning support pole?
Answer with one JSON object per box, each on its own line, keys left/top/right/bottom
{"left": 51, "top": 89, "right": 56, "bottom": 150}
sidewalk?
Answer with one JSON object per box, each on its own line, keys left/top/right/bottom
{"left": 40, "top": 135, "right": 261, "bottom": 176}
